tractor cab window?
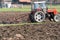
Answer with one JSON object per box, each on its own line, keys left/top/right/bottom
{"left": 34, "top": 3, "right": 46, "bottom": 10}
{"left": 34, "top": 3, "right": 39, "bottom": 9}
{"left": 39, "top": 3, "right": 46, "bottom": 9}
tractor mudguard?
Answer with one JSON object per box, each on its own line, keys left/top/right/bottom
{"left": 47, "top": 8, "right": 58, "bottom": 15}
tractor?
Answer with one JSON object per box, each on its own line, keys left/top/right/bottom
{"left": 30, "top": 1, "right": 60, "bottom": 22}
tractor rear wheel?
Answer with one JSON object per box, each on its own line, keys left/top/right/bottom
{"left": 54, "top": 14, "right": 60, "bottom": 22}
{"left": 30, "top": 11, "right": 45, "bottom": 22}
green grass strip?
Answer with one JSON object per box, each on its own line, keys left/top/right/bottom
{"left": 0, "top": 22, "right": 56, "bottom": 27}
{"left": 0, "top": 23, "right": 43, "bottom": 26}
{"left": 0, "top": 8, "right": 31, "bottom": 12}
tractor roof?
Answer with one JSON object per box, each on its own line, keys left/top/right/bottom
{"left": 33, "top": 1, "right": 46, "bottom": 3}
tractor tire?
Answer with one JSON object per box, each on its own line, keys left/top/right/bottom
{"left": 48, "top": 13, "right": 54, "bottom": 21}
{"left": 54, "top": 14, "right": 60, "bottom": 22}
{"left": 30, "top": 11, "right": 45, "bottom": 22}
{"left": 29, "top": 13, "right": 35, "bottom": 22}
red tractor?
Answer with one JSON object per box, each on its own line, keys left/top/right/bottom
{"left": 30, "top": 1, "right": 60, "bottom": 22}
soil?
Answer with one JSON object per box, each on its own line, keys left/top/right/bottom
{"left": 0, "top": 12, "right": 31, "bottom": 24}
{"left": 0, "top": 22, "right": 60, "bottom": 40}
{"left": 0, "top": 12, "right": 60, "bottom": 40}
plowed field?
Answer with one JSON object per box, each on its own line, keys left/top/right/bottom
{"left": 0, "top": 22, "right": 60, "bottom": 40}
{"left": 0, "top": 12, "right": 60, "bottom": 40}
{"left": 0, "top": 12, "right": 30, "bottom": 24}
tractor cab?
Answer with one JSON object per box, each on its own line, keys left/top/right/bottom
{"left": 31, "top": 1, "right": 46, "bottom": 12}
